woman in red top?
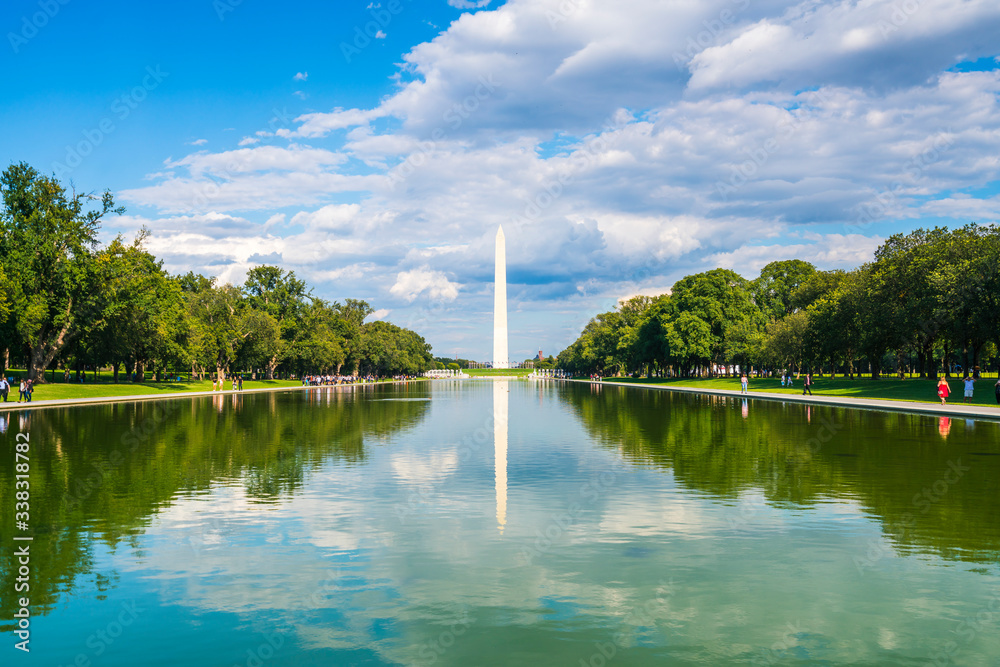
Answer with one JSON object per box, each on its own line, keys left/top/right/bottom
{"left": 936, "top": 377, "right": 950, "bottom": 405}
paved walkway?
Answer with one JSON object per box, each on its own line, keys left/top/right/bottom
{"left": 572, "top": 379, "right": 1000, "bottom": 421}
{"left": 0, "top": 383, "right": 393, "bottom": 413}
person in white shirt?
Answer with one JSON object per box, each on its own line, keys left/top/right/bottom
{"left": 0, "top": 376, "right": 8, "bottom": 402}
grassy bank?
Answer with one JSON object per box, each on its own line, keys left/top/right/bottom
{"left": 600, "top": 376, "right": 1000, "bottom": 407}
{"left": 1, "top": 378, "right": 302, "bottom": 402}
{"left": 465, "top": 368, "right": 535, "bottom": 377}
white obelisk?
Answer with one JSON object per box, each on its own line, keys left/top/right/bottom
{"left": 493, "top": 226, "right": 509, "bottom": 369}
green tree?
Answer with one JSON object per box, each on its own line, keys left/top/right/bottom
{"left": 751, "top": 259, "right": 817, "bottom": 321}
{"left": 242, "top": 265, "right": 309, "bottom": 378}
{"left": 89, "top": 231, "right": 185, "bottom": 382}
{"left": 665, "top": 311, "right": 713, "bottom": 375}
{"left": 0, "top": 162, "right": 124, "bottom": 380}
{"left": 669, "top": 269, "right": 763, "bottom": 375}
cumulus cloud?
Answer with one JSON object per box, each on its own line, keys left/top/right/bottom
{"left": 293, "top": 71, "right": 308, "bottom": 81}
{"left": 449, "top": 0, "right": 492, "bottom": 8}
{"left": 389, "top": 268, "right": 462, "bottom": 302}
{"left": 110, "top": 0, "right": 1000, "bottom": 358}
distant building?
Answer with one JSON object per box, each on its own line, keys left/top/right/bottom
{"left": 537, "top": 350, "right": 544, "bottom": 361}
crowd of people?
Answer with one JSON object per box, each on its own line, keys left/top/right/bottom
{"left": 300, "top": 374, "right": 417, "bottom": 386}
{"left": 935, "top": 376, "right": 1000, "bottom": 405}
{"left": 211, "top": 375, "right": 245, "bottom": 392}
{"left": 0, "top": 377, "right": 34, "bottom": 403}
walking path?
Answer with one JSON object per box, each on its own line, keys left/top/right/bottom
{"left": 0, "top": 382, "right": 406, "bottom": 413}
{"left": 572, "top": 379, "right": 1000, "bottom": 422}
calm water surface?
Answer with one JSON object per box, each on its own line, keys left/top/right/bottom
{"left": 2, "top": 381, "right": 999, "bottom": 665}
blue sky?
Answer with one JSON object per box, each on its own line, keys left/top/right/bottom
{"left": 2, "top": 0, "right": 999, "bottom": 361}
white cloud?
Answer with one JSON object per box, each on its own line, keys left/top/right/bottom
{"left": 389, "top": 268, "right": 462, "bottom": 302}
{"left": 293, "top": 71, "right": 308, "bottom": 81}
{"left": 280, "top": 107, "right": 389, "bottom": 138}
{"left": 187, "top": 138, "right": 208, "bottom": 146}
{"left": 166, "top": 144, "right": 346, "bottom": 178}
{"left": 108, "top": 0, "right": 1000, "bottom": 358}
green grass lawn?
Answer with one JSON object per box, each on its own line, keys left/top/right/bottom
{"left": 465, "top": 368, "right": 535, "bottom": 377}
{"left": 601, "top": 376, "right": 1000, "bottom": 407}
{"left": 2, "top": 378, "right": 302, "bottom": 402}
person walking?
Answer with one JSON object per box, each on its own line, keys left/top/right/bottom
{"left": 963, "top": 376, "right": 974, "bottom": 404}
{"left": 0, "top": 376, "right": 8, "bottom": 402}
{"left": 937, "top": 377, "right": 950, "bottom": 405}
{"left": 740, "top": 373, "right": 748, "bottom": 394}
{"left": 18, "top": 378, "right": 26, "bottom": 403}
{"left": 25, "top": 379, "right": 33, "bottom": 403}
{"left": 238, "top": 375, "right": 244, "bottom": 391}
{"left": 802, "top": 373, "right": 813, "bottom": 396}
{"left": 781, "top": 373, "right": 787, "bottom": 388}
{"left": 995, "top": 378, "right": 1000, "bottom": 405}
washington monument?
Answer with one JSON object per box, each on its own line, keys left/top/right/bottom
{"left": 493, "top": 225, "right": 508, "bottom": 369}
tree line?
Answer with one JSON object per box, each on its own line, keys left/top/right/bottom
{"left": 0, "top": 162, "right": 434, "bottom": 382}
{"left": 557, "top": 224, "right": 1000, "bottom": 380}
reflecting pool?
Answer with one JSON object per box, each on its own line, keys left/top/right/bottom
{"left": 2, "top": 381, "right": 999, "bottom": 665}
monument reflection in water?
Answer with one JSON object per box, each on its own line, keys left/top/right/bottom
{"left": 1, "top": 381, "right": 999, "bottom": 665}
{"left": 495, "top": 380, "right": 507, "bottom": 532}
